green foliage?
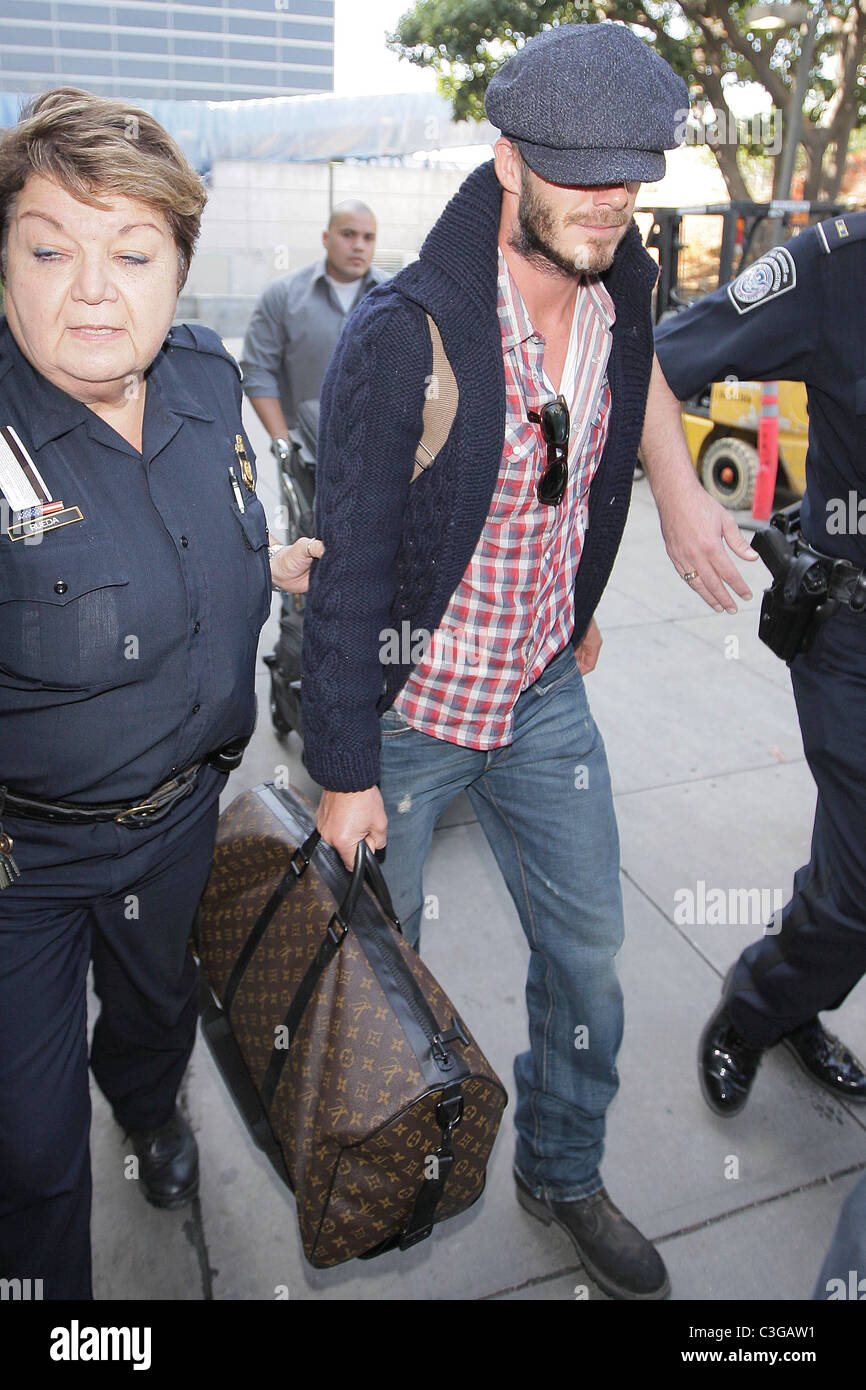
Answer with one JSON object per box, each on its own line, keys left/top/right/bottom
{"left": 388, "top": 1, "right": 605, "bottom": 122}
{"left": 390, "top": 1, "right": 858, "bottom": 118}
{"left": 389, "top": 1, "right": 866, "bottom": 199}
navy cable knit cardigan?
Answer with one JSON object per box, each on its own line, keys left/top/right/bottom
{"left": 301, "top": 160, "right": 659, "bottom": 792}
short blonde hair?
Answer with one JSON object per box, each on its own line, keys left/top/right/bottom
{"left": 0, "top": 87, "right": 206, "bottom": 289}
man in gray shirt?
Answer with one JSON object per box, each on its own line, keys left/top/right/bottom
{"left": 241, "top": 200, "right": 387, "bottom": 451}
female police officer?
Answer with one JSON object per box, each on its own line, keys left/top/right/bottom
{"left": 0, "top": 89, "right": 322, "bottom": 1300}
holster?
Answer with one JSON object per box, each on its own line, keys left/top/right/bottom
{"left": 752, "top": 503, "right": 837, "bottom": 663}
{"left": 206, "top": 734, "right": 251, "bottom": 774}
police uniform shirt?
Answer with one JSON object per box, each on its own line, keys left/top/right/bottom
{"left": 0, "top": 319, "right": 271, "bottom": 803}
{"left": 654, "top": 212, "right": 866, "bottom": 565}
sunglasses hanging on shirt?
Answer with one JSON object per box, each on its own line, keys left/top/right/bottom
{"left": 528, "top": 394, "right": 570, "bottom": 506}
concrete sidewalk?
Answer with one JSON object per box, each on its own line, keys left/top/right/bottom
{"left": 88, "top": 389, "right": 866, "bottom": 1301}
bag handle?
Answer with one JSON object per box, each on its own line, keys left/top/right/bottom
{"left": 258, "top": 836, "right": 401, "bottom": 1114}
{"left": 306, "top": 827, "right": 402, "bottom": 936}
{"left": 358, "top": 841, "right": 401, "bottom": 932}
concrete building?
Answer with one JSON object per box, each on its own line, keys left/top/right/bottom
{"left": 181, "top": 157, "right": 473, "bottom": 336}
{"left": 0, "top": 0, "right": 334, "bottom": 102}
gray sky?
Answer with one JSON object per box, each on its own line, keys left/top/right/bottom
{"left": 333, "top": 0, "right": 438, "bottom": 97}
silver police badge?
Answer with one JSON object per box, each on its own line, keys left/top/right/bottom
{"left": 727, "top": 246, "right": 797, "bottom": 316}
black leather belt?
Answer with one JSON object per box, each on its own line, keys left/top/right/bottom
{"left": 0, "top": 736, "right": 250, "bottom": 828}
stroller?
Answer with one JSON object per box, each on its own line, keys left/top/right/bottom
{"left": 264, "top": 398, "right": 318, "bottom": 739}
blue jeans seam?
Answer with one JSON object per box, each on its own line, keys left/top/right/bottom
{"left": 532, "top": 663, "right": 580, "bottom": 701}
{"left": 514, "top": 1161, "right": 604, "bottom": 1203}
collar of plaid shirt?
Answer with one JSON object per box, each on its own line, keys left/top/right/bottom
{"left": 497, "top": 246, "right": 615, "bottom": 444}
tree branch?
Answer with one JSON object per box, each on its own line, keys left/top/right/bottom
{"left": 695, "top": 61, "right": 753, "bottom": 200}
{"left": 680, "top": 0, "right": 789, "bottom": 110}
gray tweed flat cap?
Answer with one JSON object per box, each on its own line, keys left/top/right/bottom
{"left": 485, "top": 23, "right": 688, "bottom": 185}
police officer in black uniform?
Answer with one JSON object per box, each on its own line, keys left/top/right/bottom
{"left": 643, "top": 212, "right": 866, "bottom": 1115}
{"left": 0, "top": 89, "right": 320, "bottom": 1300}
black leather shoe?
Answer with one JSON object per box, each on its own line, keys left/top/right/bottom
{"left": 781, "top": 1018, "right": 866, "bottom": 1102}
{"left": 127, "top": 1108, "right": 199, "bottom": 1210}
{"left": 698, "top": 992, "right": 764, "bottom": 1117}
{"left": 515, "top": 1172, "right": 670, "bottom": 1300}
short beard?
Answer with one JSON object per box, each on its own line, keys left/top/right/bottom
{"left": 509, "top": 168, "right": 627, "bottom": 279}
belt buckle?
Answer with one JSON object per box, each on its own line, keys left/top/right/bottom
{"left": 115, "top": 798, "right": 161, "bottom": 826}
{"left": 114, "top": 768, "right": 198, "bottom": 827}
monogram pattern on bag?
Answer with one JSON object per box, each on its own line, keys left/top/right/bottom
{"left": 306, "top": 1077, "right": 504, "bottom": 1267}
{"left": 198, "top": 788, "right": 507, "bottom": 1266}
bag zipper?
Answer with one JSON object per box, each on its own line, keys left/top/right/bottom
{"left": 361, "top": 915, "right": 457, "bottom": 1073}
{"left": 312, "top": 829, "right": 457, "bottom": 1073}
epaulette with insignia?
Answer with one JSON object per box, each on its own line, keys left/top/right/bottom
{"left": 815, "top": 211, "right": 866, "bottom": 254}
{"left": 165, "top": 322, "right": 242, "bottom": 380}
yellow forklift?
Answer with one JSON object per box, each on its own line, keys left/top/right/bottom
{"left": 644, "top": 201, "right": 843, "bottom": 508}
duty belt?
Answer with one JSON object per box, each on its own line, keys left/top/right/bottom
{"left": 810, "top": 549, "right": 866, "bottom": 612}
{"left": 0, "top": 736, "right": 250, "bottom": 828}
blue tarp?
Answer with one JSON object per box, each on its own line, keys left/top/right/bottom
{"left": 0, "top": 90, "right": 494, "bottom": 171}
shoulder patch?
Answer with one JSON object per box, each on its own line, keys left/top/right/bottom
{"left": 815, "top": 211, "right": 866, "bottom": 254}
{"left": 727, "top": 247, "right": 796, "bottom": 316}
{"left": 166, "top": 322, "right": 241, "bottom": 379}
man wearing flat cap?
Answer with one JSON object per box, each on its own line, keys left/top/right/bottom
{"left": 302, "top": 22, "right": 749, "bottom": 1300}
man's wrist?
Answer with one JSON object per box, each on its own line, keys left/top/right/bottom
{"left": 268, "top": 542, "right": 287, "bottom": 591}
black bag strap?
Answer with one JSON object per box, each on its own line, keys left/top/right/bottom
{"left": 259, "top": 839, "right": 393, "bottom": 1114}
{"left": 358, "top": 1083, "right": 465, "bottom": 1259}
{"left": 222, "top": 831, "right": 318, "bottom": 1017}
{"left": 198, "top": 975, "right": 293, "bottom": 1191}
{"left": 399, "top": 1084, "right": 464, "bottom": 1249}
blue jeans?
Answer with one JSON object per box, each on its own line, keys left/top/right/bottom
{"left": 812, "top": 1172, "right": 866, "bottom": 1299}
{"left": 378, "top": 646, "right": 624, "bottom": 1199}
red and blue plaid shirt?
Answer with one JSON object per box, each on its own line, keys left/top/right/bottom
{"left": 393, "top": 250, "right": 614, "bottom": 749}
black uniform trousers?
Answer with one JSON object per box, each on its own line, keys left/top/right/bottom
{"left": 729, "top": 605, "right": 866, "bottom": 1046}
{"left": 0, "top": 774, "right": 221, "bottom": 1301}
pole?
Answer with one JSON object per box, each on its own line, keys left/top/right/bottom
{"left": 753, "top": 381, "right": 779, "bottom": 520}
